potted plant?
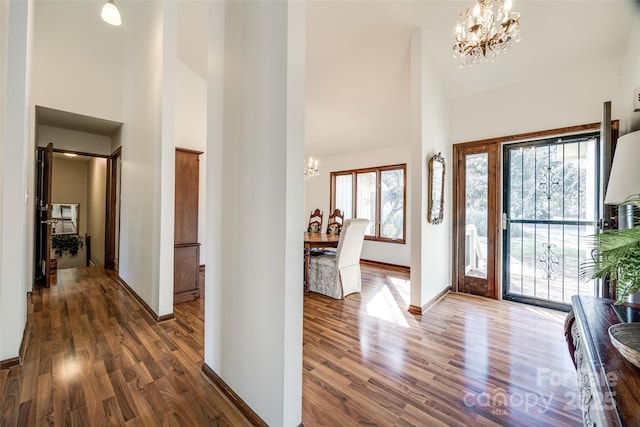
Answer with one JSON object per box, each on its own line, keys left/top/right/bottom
{"left": 51, "top": 234, "right": 84, "bottom": 258}
{"left": 581, "top": 199, "right": 640, "bottom": 305}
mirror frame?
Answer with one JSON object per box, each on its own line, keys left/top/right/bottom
{"left": 428, "top": 152, "right": 445, "bottom": 224}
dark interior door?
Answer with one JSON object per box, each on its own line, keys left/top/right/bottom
{"left": 35, "top": 143, "right": 53, "bottom": 287}
{"left": 105, "top": 147, "right": 121, "bottom": 271}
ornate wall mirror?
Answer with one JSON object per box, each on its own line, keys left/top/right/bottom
{"left": 428, "top": 153, "right": 445, "bottom": 224}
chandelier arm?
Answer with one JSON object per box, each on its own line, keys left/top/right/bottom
{"left": 452, "top": 0, "right": 520, "bottom": 66}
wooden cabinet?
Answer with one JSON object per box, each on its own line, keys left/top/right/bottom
{"left": 174, "top": 148, "right": 203, "bottom": 304}
{"left": 565, "top": 296, "right": 640, "bottom": 426}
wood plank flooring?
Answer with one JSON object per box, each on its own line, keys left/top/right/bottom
{"left": 302, "top": 266, "right": 582, "bottom": 426}
{"left": 0, "top": 267, "right": 249, "bottom": 426}
{"left": 2, "top": 265, "right": 582, "bottom": 426}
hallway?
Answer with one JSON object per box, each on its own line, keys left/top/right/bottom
{"left": 0, "top": 267, "right": 249, "bottom": 425}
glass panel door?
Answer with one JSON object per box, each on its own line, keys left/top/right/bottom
{"left": 454, "top": 143, "right": 499, "bottom": 298}
{"left": 503, "top": 133, "right": 600, "bottom": 309}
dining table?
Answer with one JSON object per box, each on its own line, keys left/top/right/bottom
{"left": 303, "top": 232, "right": 340, "bottom": 291}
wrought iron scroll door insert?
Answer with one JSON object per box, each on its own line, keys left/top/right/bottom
{"left": 502, "top": 133, "right": 600, "bottom": 309}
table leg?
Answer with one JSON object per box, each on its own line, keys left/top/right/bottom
{"left": 304, "top": 243, "right": 311, "bottom": 292}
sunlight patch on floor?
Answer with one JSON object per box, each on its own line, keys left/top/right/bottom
{"left": 389, "top": 276, "right": 411, "bottom": 306}
{"left": 365, "top": 285, "right": 409, "bottom": 328}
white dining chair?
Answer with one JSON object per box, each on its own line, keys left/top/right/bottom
{"left": 308, "top": 218, "right": 369, "bottom": 299}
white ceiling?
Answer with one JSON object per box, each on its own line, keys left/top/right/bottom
{"left": 304, "top": 0, "right": 638, "bottom": 158}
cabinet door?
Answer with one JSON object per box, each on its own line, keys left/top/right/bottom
{"left": 174, "top": 245, "right": 200, "bottom": 302}
{"left": 175, "top": 150, "right": 200, "bottom": 244}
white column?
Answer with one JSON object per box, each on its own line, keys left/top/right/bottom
{"left": 118, "top": 0, "right": 174, "bottom": 317}
{"left": 0, "top": 0, "right": 32, "bottom": 361}
{"left": 409, "top": 29, "right": 426, "bottom": 309}
{"left": 156, "top": 0, "right": 177, "bottom": 316}
{"left": 204, "top": 0, "right": 225, "bottom": 370}
{"left": 283, "top": 2, "right": 306, "bottom": 423}
{"left": 410, "top": 28, "right": 452, "bottom": 311}
{"left": 205, "top": 1, "right": 304, "bottom": 425}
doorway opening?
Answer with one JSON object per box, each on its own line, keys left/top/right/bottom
{"left": 35, "top": 149, "right": 109, "bottom": 285}
{"left": 33, "top": 106, "right": 123, "bottom": 288}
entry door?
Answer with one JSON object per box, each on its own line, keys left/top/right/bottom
{"left": 502, "top": 133, "right": 600, "bottom": 309}
{"left": 35, "top": 143, "right": 53, "bottom": 287}
{"left": 454, "top": 142, "right": 499, "bottom": 298}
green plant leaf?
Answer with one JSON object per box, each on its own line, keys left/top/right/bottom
{"left": 51, "top": 234, "right": 84, "bottom": 258}
{"left": 580, "top": 198, "right": 640, "bottom": 304}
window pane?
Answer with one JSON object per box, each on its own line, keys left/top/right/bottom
{"left": 334, "top": 174, "right": 353, "bottom": 219}
{"left": 465, "top": 153, "right": 488, "bottom": 279}
{"left": 380, "top": 169, "right": 404, "bottom": 240}
{"left": 357, "top": 172, "right": 376, "bottom": 236}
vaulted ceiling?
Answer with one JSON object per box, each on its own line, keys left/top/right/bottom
{"left": 304, "top": 0, "right": 638, "bottom": 157}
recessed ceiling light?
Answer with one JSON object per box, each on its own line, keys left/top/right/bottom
{"left": 63, "top": 153, "right": 78, "bottom": 158}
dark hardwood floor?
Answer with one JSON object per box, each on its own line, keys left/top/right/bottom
{"left": 0, "top": 267, "right": 249, "bottom": 426}
{"left": 1, "top": 265, "right": 581, "bottom": 426}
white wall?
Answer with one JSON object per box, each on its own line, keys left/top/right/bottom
{"left": 51, "top": 157, "right": 88, "bottom": 269}
{"left": 409, "top": 29, "right": 452, "bottom": 309}
{"left": 37, "top": 125, "right": 112, "bottom": 156}
{"left": 87, "top": 157, "right": 106, "bottom": 266}
{"left": 204, "top": 1, "right": 305, "bottom": 425}
{"left": 623, "top": 12, "right": 640, "bottom": 134}
{"left": 450, "top": 55, "right": 626, "bottom": 144}
{"left": 118, "top": 0, "right": 174, "bottom": 317}
{"left": 31, "top": 0, "right": 123, "bottom": 123}
{"left": 176, "top": 59, "right": 207, "bottom": 264}
{"left": 0, "top": 0, "right": 4, "bottom": 359}
{"left": 304, "top": 145, "right": 411, "bottom": 266}
{"left": 0, "top": 0, "right": 32, "bottom": 362}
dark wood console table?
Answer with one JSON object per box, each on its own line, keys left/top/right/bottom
{"left": 565, "top": 295, "right": 640, "bottom": 426}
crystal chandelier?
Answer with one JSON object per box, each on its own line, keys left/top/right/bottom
{"left": 453, "top": 0, "right": 521, "bottom": 67}
{"left": 304, "top": 157, "right": 320, "bottom": 181}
